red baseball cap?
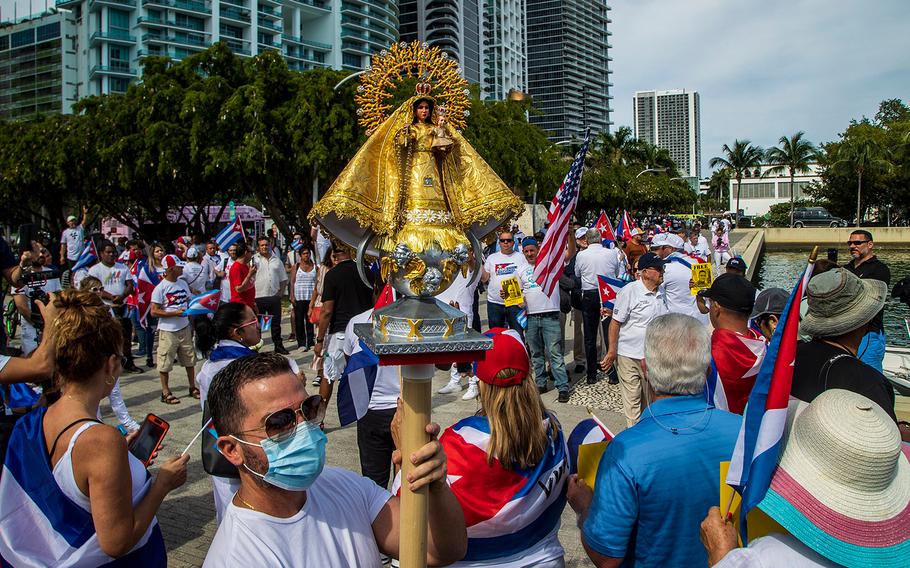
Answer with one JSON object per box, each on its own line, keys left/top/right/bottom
{"left": 162, "top": 254, "right": 185, "bottom": 269}
{"left": 475, "top": 328, "right": 530, "bottom": 387}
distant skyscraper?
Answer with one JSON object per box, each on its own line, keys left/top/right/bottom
{"left": 398, "top": 0, "right": 482, "bottom": 85}
{"left": 633, "top": 89, "right": 701, "bottom": 179}
{"left": 526, "top": 0, "right": 612, "bottom": 141}
{"left": 0, "top": 11, "right": 79, "bottom": 120}
{"left": 482, "top": 0, "right": 526, "bottom": 100}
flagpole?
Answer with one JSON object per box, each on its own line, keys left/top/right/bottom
{"left": 399, "top": 364, "right": 434, "bottom": 568}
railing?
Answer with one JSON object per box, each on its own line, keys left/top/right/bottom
{"left": 90, "top": 64, "right": 136, "bottom": 76}
{"left": 257, "top": 18, "right": 282, "bottom": 31}
{"left": 340, "top": 29, "right": 367, "bottom": 40}
{"left": 257, "top": 5, "right": 281, "bottom": 17}
{"left": 137, "top": 16, "right": 207, "bottom": 32}
{"left": 282, "top": 36, "right": 332, "bottom": 51}
{"left": 143, "top": 0, "right": 210, "bottom": 13}
{"left": 87, "top": 0, "right": 137, "bottom": 8}
{"left": 220, "top": 5, "right": 251, "bottom": 21}
{"left": 91, "top": 31, "right": 137, "bottom": 43}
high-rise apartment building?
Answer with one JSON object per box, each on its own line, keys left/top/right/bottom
{"left": 398, "top": 0, "right": 482, "bottom": 85}
{"left": 526, "top": 0, "right": 612, "bottom": 141}
{"left": 633, "top": 89, "right": 701, "bottom": 179}
{"left": 46, "top": 0, "right": 396, "bottom": 98}
{"left": 0, "top": 11, "right": 79, "bottom": 120}
{"left": 482, "top": 0, "right": 525, "bottom": 100}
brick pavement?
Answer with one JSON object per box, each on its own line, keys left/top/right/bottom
{"left": 99, "top": 307, "right": 626, "bottom": 567}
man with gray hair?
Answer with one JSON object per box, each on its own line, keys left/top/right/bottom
{"left": 568, "top": 313, "right": 742, "bottom": 568}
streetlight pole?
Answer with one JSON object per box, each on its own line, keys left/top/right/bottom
{"left": 625, "top": 167, "right": 667, "bottom": 209}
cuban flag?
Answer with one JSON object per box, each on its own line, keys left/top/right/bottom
{"left": 707, "top": 329, "right": 767, "bottom": 414}
{"left": 516, "top": 308, "right": 527, "bottom": 329}
{"left": 71, "top": 241, "right": 98, "bottom": 272}
{"left": 185, "top": 289, "right": 221, "bottom": 316}
{"left": 593, "top": 212, "right": 616, "bottom": 243}
{"left": 336, "top": 340, "right": 380, "bottom": 426}
{"left": 290, "top": 238, "right": 304, "bottom": 252}
{"left": 259, "top": 315, "right": 272, "bottom": 332}
{"left": 134, "top": 259, "right": 160, "bottom": 328}
{"left": 0, "top": 407, "right": 166, "bottom": 566}
{"left": 614, "top": 210, "right": 634, "bottom": 241}
{"left": 726, "top": 256, "right": 815, "bottom": 540}
{"left": 597, "top": 275, "right": 626, "bottom": 310}
{"left": 214, "top": 218, "right": 244, "bottom": 250}
{"left": 566, "top": 417, "right": 614, "bottom": 474}
{"left": 394, "top": 415, "right": 568, "bottom": 563}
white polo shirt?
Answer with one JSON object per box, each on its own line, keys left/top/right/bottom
{"left": 253, "top": 253, "right": 288, "bottom": 298}
{"left": 612, "top": 279, "right": 667, "bottom": 359}
{"left": 575, "top": 243, "right": 623, "bottom": 291}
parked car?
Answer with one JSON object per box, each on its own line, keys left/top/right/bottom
{"left": 791, "top": 207, "right": 848, "bottom": 228}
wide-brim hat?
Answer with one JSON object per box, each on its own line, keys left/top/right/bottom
{"left": 757, "top": 389, "right": 910, "bottom": 568}
{"left": 799, "top": 268, "right": 886, "bottom": 338}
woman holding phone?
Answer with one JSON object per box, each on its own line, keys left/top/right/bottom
{"left": 0, "top": 290, "right": 188, "bottom": 566}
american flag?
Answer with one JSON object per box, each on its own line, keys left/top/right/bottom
{"left": 533, "top": 131, "right": 590, "bottom": 296}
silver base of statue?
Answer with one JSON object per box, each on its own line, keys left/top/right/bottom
{"left": 354, "top": 297, "right": 492, "bottom": 357}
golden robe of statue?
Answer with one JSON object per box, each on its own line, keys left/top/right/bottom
{"left": 310, "top": 95, "right": 524, "bottom": 255}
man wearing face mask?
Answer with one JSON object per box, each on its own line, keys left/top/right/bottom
{"left": 203, "top": 353, "right": 467, "bottom": 567}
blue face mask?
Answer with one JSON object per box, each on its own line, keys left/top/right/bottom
{"left": 233, "top": 421, "right": 327, "bottom": 491}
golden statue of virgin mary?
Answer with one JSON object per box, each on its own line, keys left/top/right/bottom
{"left": 309, "top": 43, "right": 522, "bottom": 296}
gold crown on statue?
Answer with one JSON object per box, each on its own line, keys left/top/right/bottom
{"left": 415, "top": 82, "right": 432, "bottom": 96}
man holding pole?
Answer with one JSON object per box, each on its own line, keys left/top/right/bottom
{"left": 203, "top": 353, "right": 466, "bottom": 566}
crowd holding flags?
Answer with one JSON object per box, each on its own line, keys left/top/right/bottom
{"left": 725, "top": 247, "right": 818, "bottom": 539}
{"left": 533, "top": 129, "right": 590, "bottom": 296}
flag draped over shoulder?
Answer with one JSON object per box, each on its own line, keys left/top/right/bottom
{"left": 533, "top": 131, "right": 590, "bottom": 296}
{"left": 709, "top": 329, "right": 767, "bottom": 414}
{"left": 726, "top": 257, "right": 815, "bottom": 539}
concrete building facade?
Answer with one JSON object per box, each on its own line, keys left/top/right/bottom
{"left": 633, "top": 88, "right": 701, "bottom": 179}
{"left": 482, "top": 0, "right": 525, "bottom": 100}
{"left": 0, "top": 11, "right": 79, "bottom": 119}
{"left": 398, "top": 0, "right": 482, "bottom": 86}
{"left": 727, "top": 163, "right": 822, "bottom": 217}
{"left": 526, "top": 0, "right": 612, "bottom": 141}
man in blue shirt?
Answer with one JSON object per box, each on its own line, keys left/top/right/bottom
{"left": 568, "top": 313, "right": 742, "bottom": 567}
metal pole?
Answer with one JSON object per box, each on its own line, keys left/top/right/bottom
{"left": 399, "top": 363, "right": 434, "bottom": 568}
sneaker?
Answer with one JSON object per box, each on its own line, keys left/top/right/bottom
{"left": 438, "top": 379, "right": 463, "bottom": 394}
{"left": 312, "top": 377, "right": 322, "bottom": 387}
{"left": 462, "top": 383, "right": 479, "bottom": 400}
{"left": 538, "top": 385, "right": 550, "bottom": 394}
{"left": 586, "top": 375, "right": 598, "bottom": 385}
{"left": 573, "top": 364, "right": 586, "bottom": 374}
{"left": 558, "top": 390, "right": 570, "bottom": 403}
{"left": 274, "top": 344, "right": 290, "bottom": 355}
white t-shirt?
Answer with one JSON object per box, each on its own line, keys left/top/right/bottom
{"left": 181, "top": 261, "right": 207, "bottom": 295}
{"left": 60, "top": 226, "right": 84, "bottom": 260}
{"left": 344, "top": 310, "right": 399, "bottom": 411}
{"left": 483, "top": 251, "right": 528, "bottom": 305}
{"left": 88, "top": 262, "right": 129, "bottom": 305}
{"left": 220, "top": 257, "right": 235, "bottom": 300}
{"left": 575, "top": 243, "right": 623, "bottom": 291}
{"left": 436, "top": 270, "right": 478, "bottom": 327}
{"left": 518, "top": 266, "right": 560, "bottom": 314}
{"left": 684, "top": 237, "right": 710, "bottom": 259}
{"left": 661, "top": 253, "right": 708, "bottom": 324}
{"left": 253, "top": 254, "right": 288, "bottom": 298}
{"left": 714, "top": 533, "right": 840, "bottom": 568}
{"left": 202, "top": 467, "right": 391, "bottom": 568}
{"left": 612, "top": 279, "right": 667, "bottom": 359}
{"left": 202, "top": 252, "right": 227, "bottom": 283}
{"left": 151, "top": 278, "right": 191, "bottom": 332}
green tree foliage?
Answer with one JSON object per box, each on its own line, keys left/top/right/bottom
{"left": 764, "top": 131, "right": 820, "bottom": 226}
{"left": 709, "top": 140, "right": 765, "bottom": 221}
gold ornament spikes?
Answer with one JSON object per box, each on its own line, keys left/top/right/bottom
{"left": 355, "top": 41, "right": 472, "bottom": 136}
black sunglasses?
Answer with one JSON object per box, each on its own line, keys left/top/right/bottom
{"left": 499, "top": 238, "right": 513, "bottom": 243}
{"left": 236, "top": 395, "right": 322, "bottom": 442}
{"left": 846, "top": 240, "right": 870, "bottom": 246}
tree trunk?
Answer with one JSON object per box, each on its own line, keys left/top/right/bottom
{"left": 789, "top": 171, "right": 796, "bottom": 227}
{"left": 855, "top": 170, "right": 863, "bottom": 227}
{"left": 734, "top": 178, "right": 742, "bottom": 224}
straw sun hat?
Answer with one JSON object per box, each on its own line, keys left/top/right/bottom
{"left": 799, "top": 268, "right": 887, "bottom": 339}
{"left": 757, "top": 389, "right": 910, "bottom": 567}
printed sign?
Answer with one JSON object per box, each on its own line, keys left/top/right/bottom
{"left": 501, "top": 276, "right": 524, "bottom": 307}
{"left": 690, "top": 262, "right": 713, "bottom": 295}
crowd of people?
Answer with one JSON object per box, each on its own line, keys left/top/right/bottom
{"left": 0, "top": 211, "right": 907, "bottom": 567}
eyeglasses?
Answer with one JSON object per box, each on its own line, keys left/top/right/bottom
{"left": 235, "top": 318, "right": 259, "bottom": 330}
{"left": 89, "top": 286, "right": 103, "bottom": 293}
{"left": 499, "top": 238, "right": 513, "bottom": 243}
{"left": 846, "top": 240, "right": 870, "bottom": 246}
{"left": 236, "top": 395, "right": 323, "bottom": 442}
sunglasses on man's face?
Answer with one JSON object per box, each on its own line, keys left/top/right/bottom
{"left": 499, "top": 238, "right": 513, "bottom": 243}
{"left": 847, "top": 240, "right": 870, "bottom": 246}
{"left": 236, "top": 395, "right": 323, "bottom": 442}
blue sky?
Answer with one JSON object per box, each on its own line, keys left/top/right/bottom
{"left": 609, "top": 0, "right": 910, "bottom": 175}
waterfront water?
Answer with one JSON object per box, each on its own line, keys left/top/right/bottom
{"left": 756, "top": 249, "right": 910, "bottom": 347}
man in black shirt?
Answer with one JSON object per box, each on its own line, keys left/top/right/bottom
{"left": 314, "top": 242, "right": 374, "bottom": 415}
{"left": 843, "top": 230, "right": 890, "bottom": 372}
{"left": 793, "top": 268, "right": 908, "bottom": 442}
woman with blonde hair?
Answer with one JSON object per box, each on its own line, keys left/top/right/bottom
{"left": 398, "top": 328, "right": 568, "bottom": 567}
{"left": 0, "top": 290, "right": 188, "bottom": 566}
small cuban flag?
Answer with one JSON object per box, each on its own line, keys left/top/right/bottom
{"left": 71, "top": 241, "right": 98, "bottom": 272}
{"left": 516, "top": 308, "right": 527, "bottom": 329}
{"left": 184, "top": 289, "right": 221, "bottom": 316}
{"left": 290, "top": 238, "right": 304, "bottom": 252}
{"left": 337, "top": 340, "right": 380, "bottom": 426}
{"left": 259, "top": 314, "right": 272, "bottom": 332}
{"left": 597, "top": 275, "right": 626, "bottom": 310}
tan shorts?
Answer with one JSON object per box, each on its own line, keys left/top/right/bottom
{"left": 157, "top": 326, "right": 196, "bottom": 372}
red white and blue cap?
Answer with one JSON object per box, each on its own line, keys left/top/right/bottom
{"left": 162, "top": 254, "right": 185, "bottom": 269}
{"left": 756, "top": 389, "right": 910, "bottom": 567}
{"left": 475, "top": 328, "right": 529, "bottom": 387}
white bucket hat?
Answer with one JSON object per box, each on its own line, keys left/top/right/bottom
{"left": 757, "top": 389, "right": 910, "bottom": 567}
{"left": 799, "top": 268, "right": 887, "bottom": 338}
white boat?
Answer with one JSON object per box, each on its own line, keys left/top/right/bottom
{"left": 883, "top": 345, "right": 910, "bottom": 396}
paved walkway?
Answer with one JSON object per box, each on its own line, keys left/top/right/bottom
{"left": 97, "top": 310, "right": 625, "bottom": 567}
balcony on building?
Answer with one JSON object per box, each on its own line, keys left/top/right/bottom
{"left": 220, "top": 37, "right": 252, "bottom": 55}
{"left": 142, "top": 0, "right": 212, "bottom": 15}
{"left": 87, "top": 0, "right": 138, "bottom": 11}
{"left": 137, "top": 15, "right": 211, "bottom": 35}
{"left": 219, "top": 4, "right": 252, "bottom": 23}
{"left": 90, "top": 30, "right": 137, "bottom": 46}
{"left": 90, "top": 62, "right": 137, "bottom": 77}
{"left": 256, "top": 17, "right": 282, "bottom": 32}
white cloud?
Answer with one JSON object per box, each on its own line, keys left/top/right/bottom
{"left": 609, "top": 0, "right": 910, "bottom": 174}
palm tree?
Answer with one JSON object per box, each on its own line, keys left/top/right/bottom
{"left": 833, "top": 137, "right": 892, "bottom": 226}
{"left": 633, "top": 141, "right": 678, "bottom": 175}
{"left": 709, "top": 140, "right": 764, "bottom": 224}
{"left": 765, "top": 132, "right": 820, "bottom": 227}
{"left": 593, "top": 126, "right": 637, "bottom": 167}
